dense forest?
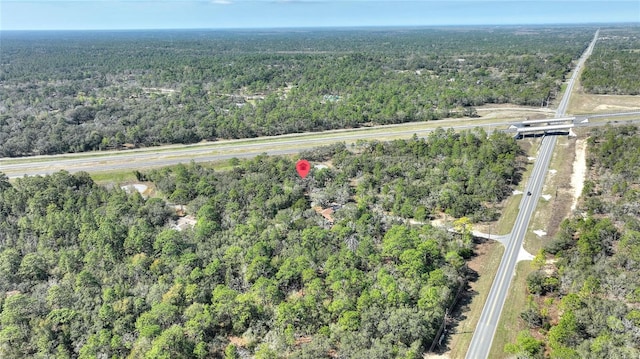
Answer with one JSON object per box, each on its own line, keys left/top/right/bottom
{"left": 0, "top": 130, "right": 523, "bottom": 358}
{"left": 581, "top": 27, "right": 640, "bottom": 95}
{"left": 0, "top": 27, "right": 594, "bottom": 156}
{"left": 506, "top": 125, "right": 640, "bottom": 358}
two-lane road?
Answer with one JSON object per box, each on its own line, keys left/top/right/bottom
{"left": 465, "top": 29, "right": 600, "bottom": 359}
{"left": 465, "top": 133, "right": 558, "bottom": 358}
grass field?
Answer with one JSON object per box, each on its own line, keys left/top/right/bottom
{"left": 445, "top": 240, "right": 505, "bottom": 359}
{"left": 90, "top": 171, "right": 137, "bottom": 185}
{"left": 474, "top": 137, "right": 538, "bottom": 237}
{"left": 487, "top": 261, "right": 536, "bottom": 358}
{"left": 442, "top": 137, "right": 540, "bottom": 358}
{"left": 569, "top": 92, "right": 640, "bottom": 114}
{"left": 89, "top": 158, "right": 241, "bottom": 186}
{"left": 488, "top": 134, "right": 582, "bottom": 357}
{"left": 568, "top": 70, "right": 640, "bottom": 115}
{"left": 524, "top": 135, "right": 577, "bottom": 254}
{"left": 0, "top": 111, "right": 523, "bottom": 165}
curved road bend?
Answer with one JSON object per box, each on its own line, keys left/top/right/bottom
{"left": 465, "top": 29, "right": 600, "bottom": 359}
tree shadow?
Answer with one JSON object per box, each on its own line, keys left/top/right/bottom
{"left": 431, "top": 276, "right": 479, "bottom": 354}
{"left": 431, "top": 235, "right": 492, "bottom": 354}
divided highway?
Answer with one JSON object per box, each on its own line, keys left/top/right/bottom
{"left": 1, "top": 109, "right": 638, "bottom": 179}
{"left": 464, "top": 29, "right": 600, "bottom": 359}
{"left": 0, "top": 120, "right": 511, "bottom": 178}
{"left": 0, "top": 28, "right": 637, "bottom": 358}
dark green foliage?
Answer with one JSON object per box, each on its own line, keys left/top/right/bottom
{"left": 504, "top": 330, "right": 544, "bottom": 359}
{"left": 539, "top": 126, "right": 640, "bottom": 358}
{"left": 0, "top": 132, "right": 521, "bottom": 357}
{"left": 581, "top": 27, "right": 640, "bottom": 95}
{"left": 0, "top": 27, "right": 593, "bottom": 156}
{"left": 520, "top": 305, "right": 545, "bottom": 329}
{"left": 339, "top": 129, "right": 523, "bottom": 221}
{"left": 525, "top": 271, "right": 543, "bottom": 295}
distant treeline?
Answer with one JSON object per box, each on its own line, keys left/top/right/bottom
{"left": 0, "top": 27, "right": 594, "bottom": 156}
{"left": 581, "top": 27, "right": 640, "bottom": 95}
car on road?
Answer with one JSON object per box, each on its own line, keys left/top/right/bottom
{"left": 527, "top": 191, "right": 532, "bottom": 196}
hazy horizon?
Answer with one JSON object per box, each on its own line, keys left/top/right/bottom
{"left": 2, "top": 1, "right": 638, "bottom": 31}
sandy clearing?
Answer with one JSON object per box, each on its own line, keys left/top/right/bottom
{"left": 594, "top": 104, "right": 636, "bottom": 112}
{"left": 517, "top": 246, "right": 535, "bottom": 262}
{"left": 570, "top": 139, "right": 587, "bottom": 211}
{"left": 472, "top": 104, "right": 555, "bottom": 121}
{"left": 533, "top": 229, "right": 547, "bottom": 237}
{"left": 430, "top": 215, "right": 451, "bottom": 228}
{"left": 569, "top": 92, "right": 640, "bottom": 114}
{"left": 423, "top": 354, "right": 449, "bottom": 359}
{"left": 173, "top": 215, "right": 197, "bottom": 231}
{"left": 121, "top": 183, "right": 148, "bottom": 194}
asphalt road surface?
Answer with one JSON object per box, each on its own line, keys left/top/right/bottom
{"left": 0, "top": 27, "right": 637, "bottom": 358}
{"left": 2, "top": 110, "right": 638, "bottom": 179}
{"left": 0, "top": 120, "right": 514, "bottom": 178}
{"left": 464, "top": 29, "right": 600, "bottom": 359}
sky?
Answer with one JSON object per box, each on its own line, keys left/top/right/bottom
{"left": 1, "top": 0, "right": 639, "bottom": 31}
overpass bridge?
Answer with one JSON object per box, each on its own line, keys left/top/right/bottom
{"left": 521, "top": 116, "right": 575, "bottom": 126}
{"left": 510, "top": 116, "right": 575, "bottom": 137}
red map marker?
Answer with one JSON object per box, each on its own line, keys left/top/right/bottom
{"left": 296, "top": 159, "right": 311, "bottom": 179}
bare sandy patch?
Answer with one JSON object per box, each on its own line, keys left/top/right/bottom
{"left": 569, "top": 92, "right": 640, "bottom": 114}
{"left": 121, "top": 183, "right": 148, "bottom": 195}
{"left": 524, "top": 137, "right": 576, "bottom": 254}
{"left": 444, "top": 239, "right": 504, "bottom": 358}
{"left": 517, "top": 246, "right": 535, "bottom": 262}
{"left": 141, "top": 87, "right": 176, "bottom": 95}
{"left": 533, "top": 229, "right": 547, "bottom": 237}
{"left": 474, "top": 104, "right": 555, "bottom": 120}
{"left": 570, "top": 139, "right": 587, "bottom": 211}
{"left": 431, "top": 213, "right": 453, "bottom": 229}
{"left": 172, "top": 215, "right": 197, "bottom": 231}
{"left": 228, "top": 336, "right": 248, "bottom": 347}
{"left": 424, "top": 354, "right": 449, "bottom": 359}
{"left": 567, "top": 66, "right": 640, "bottom": 114}
{"left": 594, "top": 104, "right": 634, "bottom": 112}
